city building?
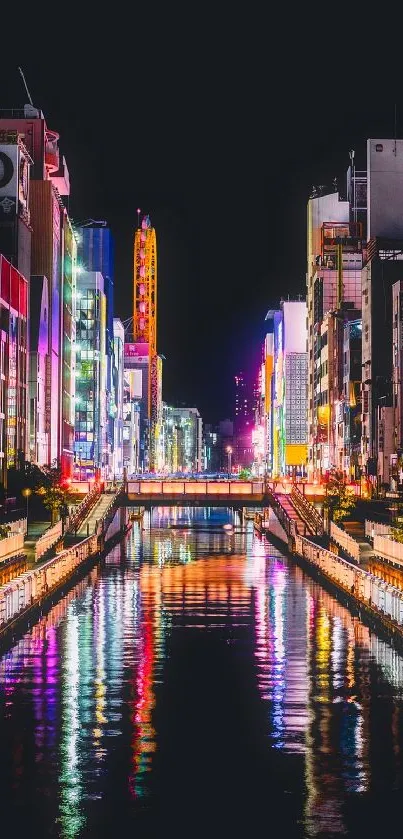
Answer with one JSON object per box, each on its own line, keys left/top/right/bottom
{"left": 0, "top": 127, "right": 31, "bottom": 280}
{"left": 124, "top": 341, "right": 150, "bottom": 471}
{"left": 0, "top": 254, "right": 29, "bottom": 488}
{"left": 217, "top": 419, "right": 234, "bottom": 473}
{"left": 203, "top": 423, "right": 220, "bottom": 473}
{"left": 0, "top": 104, "right": 76, "bottom": 478}
{"left": 264, "top": 300, "right": 308, "bottom": 478}
{"left": 163, "top": 405, "right": 202, "bottom": 473}
{"left": 112, "top": 318, "right": 124, "bottom": 479}
{"left": 341, "top": 318, "right": 362, "bottom": 478}
{"left": 263, "top": 328, "right": 274, "bottom": 475}
{"left": 122, "top": 366, "right": 141, "bottom": 476}
{"left": 78, "top": 222, "right": 115, "bottom": 475}
{"left": 74, "top": 271, "right": 107, "bottom": 481}
{"left": 306, "top": 180, "right": 363, "bottom": 480}
{"left": 252, "top": 363, "right": 266, "bottom": 475}
{"left": 361, "top": 140, "right": 403, "bottom": 488}
{"left": 29, "top": 274, "right": 49, "bottom": 465}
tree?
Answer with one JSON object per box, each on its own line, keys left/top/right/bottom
{"left": 238, "top": 468, "right": 252, "bottom": 480}
{"left": 0, "top": 524, "right": 11, "bottom": 540}
{"left": 36, "top": 462, "right": 70, "bottom": 525}
{"left": 7, "top": 460, "right": 48, "bottom": 496}
{"left": 323, "top": 469, "right": 355, "bottom": 524}
{"left": 390, "top": 500, "right": 403, "bottom": 543}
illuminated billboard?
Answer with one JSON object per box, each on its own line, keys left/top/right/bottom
{"left": 124, "top": 342, "right": 149, "bottom": 363}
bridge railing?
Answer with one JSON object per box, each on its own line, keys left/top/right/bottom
{"left": 127, "top": 480, "right": 265, "bottom": 496}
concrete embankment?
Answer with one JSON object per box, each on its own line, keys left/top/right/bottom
{"left": 0, "top": 504, "right": 131, "bottom": 651}
{"left": 264, "top": 505, "right": 403, "bottom": 653}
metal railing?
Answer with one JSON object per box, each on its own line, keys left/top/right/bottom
{"left": 264, "top": 487, "right": 297, "bottom": 540}
{"left": 95, "top": 485, "right": 124, "bottom": 536}
{"left": 330, "top": 521, "right": 361, "bottom": 562}
{"left": 67, "top": 484, "right": 102, "bottom": 534}
{"left": 290, "top": 485, "right": 325, "bottom": 536}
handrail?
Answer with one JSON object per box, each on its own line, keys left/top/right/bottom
{"left": 290, "top": 485, "right": 324, "bottom": 536}
{"left": 67, "top": 484, "right": 102, "bottom": 533}
{"left": 264, "top": 487, "right": 297, "bottom": 540}
{"left": 96, "top": 485, "right": 124, "bottom": 535}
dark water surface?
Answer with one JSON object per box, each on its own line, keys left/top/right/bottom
{"left": 1, "top": 507, "right": 403, "bottom": 837}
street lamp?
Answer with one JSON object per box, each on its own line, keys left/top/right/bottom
{"left": 226, "top": 445, "right": 233, "bottom": 478}
{"left": 22, "top": 487, "right": 32, "bottom": 532}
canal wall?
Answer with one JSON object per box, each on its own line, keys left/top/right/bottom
{"left": 266, "top": 502, "right": 403, "bottom": 652}
{"left": 0, "top": 504, "right": 130, "bottom": 649}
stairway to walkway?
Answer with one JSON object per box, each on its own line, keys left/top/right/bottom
{"left": 77, "top": 493, "right": 115, "bottom": 537}
{"left": 274, "top": 493, "right": 308, "bottom": 536}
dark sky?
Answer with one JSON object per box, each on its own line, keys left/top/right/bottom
{"left": 1, "top": 20, "right": 400, "bottom": 423}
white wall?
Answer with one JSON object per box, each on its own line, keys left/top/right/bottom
{"left": 367, "top": 139, "right": 403, "bottom": 239}
{"left": 283, "top": 300, "right": 308, "bottom": 353}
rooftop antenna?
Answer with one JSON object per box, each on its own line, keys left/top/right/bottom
{"left": 18, "top": 66, "right": 34, "bottom": 106}
{"left": 137, "top": 208, "right": 141, "bottom": 228}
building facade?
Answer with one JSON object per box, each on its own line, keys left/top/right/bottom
{"left": 78, "top": 222, "right": 115, "bottom": 475}
{"left": 163, "top": 405, "right": 202, "bottom": 473}
{"left": 306, "top": 181, "right": 363, "bottom": 480}
{"left": 264, "top": 301, "right": 308, "bottom": 478}
{"left": 74, "top": 271, "right": 107, "bottom": 481}
{"left": 29, "top": 275, "right": 49, "bottom": 465}
{"left": 0, "top": 105, "right": 77, "bottom": 478}
{"left": 0, "top": 255, "right": 29, "bottom": 487}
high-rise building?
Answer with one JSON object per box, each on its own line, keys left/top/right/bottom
{"left": 361, "top": 140, "right": 403, "bottom": 487}
{"left": 0, "top": 104, "right": 76, "bottom": 477}
{"left": 163, "top": 405, "right": 202, "bottom": 473}
{"left": 124, "top": 342, "right": 149, "bottom": 471}
{"left": 74, "top": 271, "right": 107, "bottom": 481}
{"left": 306, "top": 182, "right": 363, "bottom": 480}
{"left": 340, "top": 318, "right": 362, "bottom": 478}
{"left": 0, "top": 127, "right": 31, "bottom": 279}
{"left": 78, "top": 222, "right": 115, "bottom": 474}
{"left": 122, "top": 364, "right": 141, "bottom": 476}
{"left": 0, "top": 255, "right": 29, "bottom": 487}
{"left": 263, "top": 326, "right": 275, "bottom": 475}
{"left": 265, "top": 300, "right": 308, "bottom": 478}
{"left": 233, "top": 372, "right": 253, "bottom": 469}
{"left": 112, "top": 318, "right": 124, "bottom": 479}
{"left": 0, "top": 128, "right": 31, "bottom": 489}
{"left": 29, "top": 275, "right": 49, "bottom": 465}
{"left": 203, "top": 424, "right": 220, "bottom": 473}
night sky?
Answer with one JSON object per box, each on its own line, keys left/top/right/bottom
{"left": 1, "top": 26, "right": 399, "bottom": 423}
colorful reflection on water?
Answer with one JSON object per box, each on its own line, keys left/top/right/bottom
{"left": 1, "top": 507, "right": 403, "bottom": 837}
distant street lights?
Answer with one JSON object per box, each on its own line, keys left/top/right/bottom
{"left": 226, "top": 445, "right": 233, "bottom": 478}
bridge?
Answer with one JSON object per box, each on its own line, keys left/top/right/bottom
{"left": 122, "top": 479, "right": 325, "bottom": 540}
{"left": 124, "top": 479, "right": 268, "bottom": 507}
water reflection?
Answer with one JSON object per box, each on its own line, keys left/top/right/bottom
{"left": 1, "top": 507, "right": 403, "bottom": 836}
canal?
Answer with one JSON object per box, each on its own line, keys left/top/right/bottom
{"left": 1, "top": 506, "right": 403, "bottom": 838}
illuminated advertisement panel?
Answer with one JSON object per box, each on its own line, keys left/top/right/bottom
{"left": 0, "top": 142, "right": 18, "bottom": 216}
{"left": 317, "top": 405, "right": 329, "bottom": 442}
{"left": 124, "top": 342, "right": 149, "bottom": 363}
